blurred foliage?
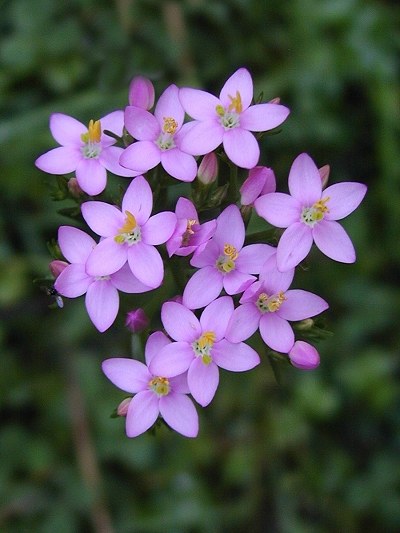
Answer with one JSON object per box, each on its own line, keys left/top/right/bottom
{"left": 1, "top": 0, "right": 400, "bottom": 531}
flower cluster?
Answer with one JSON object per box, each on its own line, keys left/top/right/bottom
{"left": 37, "top": 68, "right": 366, "bottom": 438}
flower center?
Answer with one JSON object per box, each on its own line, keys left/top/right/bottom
{"left": 114, "top": 210, "right": 142, "bottom": 245}
{"left": 162, "top": 116, "right": 178, "bottom": 134}
{"left": 215, "top": 91, "right": 242, "bottom": 130}
{"left": 256, "top": 291, "right": 286, "bottom": 313}
{"left": 155, "top": 116, "right": 178, "bottom": 151}
{"left": 301, "top": 197, "right": 330, "bottom": 227}
{"left": 81, "top": 119, "right": 102, "bottom": 158}
{"left": 192, "top": 331, "right": 216, "bottom": 365}
{"left": 149, "top": 376, "right": 170, "bottom": 396}
{"left": 216, "top": 243, "right": 238, "bottom": 273}
{"left": 181, "top": 219, "right": 197, "bottom": 246}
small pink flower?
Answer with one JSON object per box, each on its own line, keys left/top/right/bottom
{"left": 288, "top": 341, "right": 320, "bottom": 370}
{"left": 125, "top": 308, "right": 149, "bottom": 333}
{"left": 255, "top": 153, "right": 367, "bottom": 271}
{"left": 149, "top": 297, "right": 260, "bottom": 407}
{"left": 240, "top": 166, "right": 276, "bottom": 205}
{"left": 35, "top": 112, "right": 138, "bottom": 196}
{"left": 179, "top": 67, "right": 290, "bottom": 169}
{"left": 128, "top": 76, "right": 155, "bottom": 109}
{"left": 102, "top": 332, "right": 199, "bottom": 438}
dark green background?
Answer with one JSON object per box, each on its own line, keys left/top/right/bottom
{"left": 1, "top": 0, "right": 399, "bottom": 531}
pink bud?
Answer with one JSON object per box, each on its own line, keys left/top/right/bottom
{"left": 68, "top": 177, "right": 83, "bottom": 197}
{"left": 125, "top": 308, "right": 149, "bottom": 333}
{"left": 128, "top": 76, "right": 155, "bottom": 110}
{"left": 240, "top": 166, "right": 276, "bottom": 205}
{"left": 288, "top": 341, "right": 320, "bottom": 370}
{"left": 117, "top": 397, "right": 132, "bottom": 417}
{"left": 268, "top": 97, "right": 281, "bottom": 104}
{"left": 197, "top": 153, "right": 218, "bottom": 184}
{"left": 49, "top": 260, "right": 68, "bottom": 279}
{"left": 319, "top": 164, "right": 330, "bottom": 188}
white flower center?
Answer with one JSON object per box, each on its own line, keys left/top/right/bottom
{"left": 192, "top": 331, "right": 215, "bottom": 365}
{"left": 300, "top": 197, "right": 330, "bottom": 227}
{"left": 149, "top": 377, "right": 170, "bottom": 397}
{"left": 216, "top": 244, "right": 238, "bottom": 273}
{"left": 81, "top": 119, "right": 102, "bottom": 159}
{"left": 114, "top": 211, "right": 142, "bottom": 246}
{"left": 256, "top": 291, "right": 286, "bottom": 314}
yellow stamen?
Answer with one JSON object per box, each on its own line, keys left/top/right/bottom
{"left": 163, "top": 116, "right": 178, "bottom": 134}
{"left": 118, "top": 211, "right": 137, "bottom": 234}
{"left": 228, "top": 91, "right": 243, "bottom": 114}
{"left": 257, "top": 291, "right": 287, "bottom": 313}
{"left": 215, "top": 104, "right": 225, "bottom": 117}
{"left": 81, "top": 119, "right": 102, "bottom": 143}
{"left": 313, "top": 196, "right": 330, "bottom": 214}
{"left": 197, "top": 331, "right": 216, "bottom": 350}
{"left": 186, "top": 219, "right": 197, "bottom": 235}
{"left": 224, "top": 244, "right": 239, "bottom": 261}
{"left": 149, "top": 376, "right": 170, "bottom": 396}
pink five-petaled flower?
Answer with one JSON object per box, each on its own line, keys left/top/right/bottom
{"left": 81, "top": 175, "right": 177, "bottom": 288}
{"left": 254, "top": 153, "right": 367, "bottom": 272}
{"left": 54, "top": 226, "right": 152, "bottom": 332}
{"left": 166, "top": 197, "right": 217, "bottom": 257}
{"left": 102, "top": 332, "right": 199, "bottom": 438}
{"left": 149, "top": 297, "right": 260, "bottom": 407}
{"left": 182, "top": 204, "right": 274, "bottom": 309}
{"left": 35, "top": 111, "right": 138, "bottom": 196}
{"left": 120, "top": 84, "right": 197, "bottom": 182}
{"left": 178, "top": 67, "right": 290, "bottom": 169}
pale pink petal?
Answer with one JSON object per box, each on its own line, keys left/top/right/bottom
{"left": 213, "top": 204, "right": 245, "bottom": 251}
{"left": 323, "top": 182, "right": 367, "bottom": 221}
{"left": 175, "top": 197, "right": 198, "bottom": 220}
{"left": 179, "top": 120, "right": 223, "bottom": 156}
{"left": 288, "top": 153, "right": 322, "bottom": 205}
{"left": 154, "top": 84, "right": 184, "bottom": 128}
{"left": 254, "top": 192, "right": 301, "bottom": 228}
{"left": 188, "top": 219, "right": 217, "bottom": 247}
{"left": 58, "top": 226, "right": 96, "bottom": 263}
{"left": 76, "top": 159, "right": 107, "bottom": 196}
{"left": 159, "top": 393, "right": 198, "bottom": 437}
{"left": 239, "top": 280, "right": 263, "bottom": 304}
{"left": 49, "top": 113, "right": 86, "bottom": 146}
{"left": 161, "top": 149, "right": 197, "bottom": 182}
{"left": 182, "top": 266, "right": 223, "bottom": 310}
{"left": 85, "top": 280, "right": 119, "bottom": 332}
{"left": 121, "top": 175, "right": 153, "bottom": 225}
{"left": 99, "top": 146, "right": 139, "bottom": 177}
{"left": 240, "top": 103, "right": 290, "bottom": 131}
{"left": 125, "top": 391, "right": 159, "bottom": 437}
{"left": 170, "top": 373, "right": 190, "bottom": 394}
{"left": 223, "top": 271, "right": 256, "bottom": 295}
{"left": 200, "top": 296, "right": 234, "bottom": 341}
{"left": 240, "top": 166, "right": 276, "bottom": 205}
{"left": 102, "top": 358, "right": 152, "bottom": 393}
{"left": 149, "top": 342, "right": 194, "bottom": 377}
{"left": 223, "top": 128, "right": 259, "bottom": 169}
{"left": 224, "top": 303, "right": 261, "bottom": 343}
{"left": 124, "top": 107, "right": 159, "bottom": 140}
{"left": 259, "top": 314, "right": 294, "bottom": 352}
{"left": 166, "top": 219, "right": 188, "bottom": 257}
{"left": 278, "top": 290, "right": 329, "bottom": 321}
{"left": 141, "top": 212, "right": 177, "bottom": 245}
{"left": 190, "top": 240, "right": 219, "bottom": 268}
{"left": 259, "top": 254, "right": 295, "bottom": 293}
{"left": 100, "top": 110, "right": 125, "bottom": 145}
{"left": 276, "top": 223, "right": 313, "bottom": 271}
{"left": 179, "top": 88, "right": 221, "bottom": 120}
{"left": 188, "top": 359, "right": 219, "bottom": 407}
{"left": 289, "top": 341, "right": 320, "bottom": 370}
{"left": 144, "top": 331, "right": 171, "bottom": 367}
{"left": 127, "top": 243, "right": 163, "bottom": 288}
{"left": 219, "top": 68, "right": 253, "bottom": 110}
{"left": 161, "top": 301, "right": 201, "bottom": 342}
{"left": 236, "top": 244, "right": 276, "bottom": 274}
{"left": 110, "top": 263, "right": 152, "bottom": 294}
{"left": 119, "top": 141, "right": 161, "bottom": 174}
{"left": 35, "top": 146, "right": 81, "bottom": 174}
{"left": 85, "top": 237, "right": 127, "bottom": 276}
{"left": 55, "top": 264, "right": 92, "bottom": 298}
{"left": 81, "top": 201, "right": 124, "bottom": 237}
{"left": 212, "top": 339, "right": 260, "bottom": 371}
{"left": 312, "top": 220, "right": 356, "bottom": 263}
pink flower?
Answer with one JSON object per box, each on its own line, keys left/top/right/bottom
{"left": 125, "top": 308, "right": 149, "bottom": 333}
{"left": 35, "top": 112, "right": 138, "bottom": 196}
{"left": 240, "top": 166, "right": 276, "bottom": 205}
{"left": 149, "top": 297, "right": 260, "bottom": 407}
{"left": 166, "top": 197, "right": 217, "bottom": 257}
{"left": 178, "top": 68, "right": 290, "bottom": 169}
{"left": 128, "top": 76, "right": 155, "bottom": 109}
{"left": 54, "top": 226, "right": 152, "bottom": 332}
{"left": 288, "top": 341, "right": 320, "bottom": 370}
{"left": 102, "top": 332, "right": 199, "bottom": 438}
{"left": 254, "top": 153, "right": 367, "bottom": 271}
{"left": 81, "top": 175, "right": 177, "bottom": 288}
{"left": 182, "top": 204, "right": 275, "bottom": 309}
{"left": 120, "top": 84, "right": 197, "bottom": 182}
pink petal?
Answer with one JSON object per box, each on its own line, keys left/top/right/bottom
{"left": 58, "top": 226, "right": 96, "bottom": 263}
{"left": 127, "top": 243, "right": 163, "bottom": 288}
{"left": 161, "top": 149, "right": 197, "bottom": 182}
{"left": 187, "top": 359, "right": 219, "bottom": 407}
{"left": 100, "top": 110, "right": 125, "bottom": 144}
{"left": 179, "top": 88, "right": 221, "bottom": 120}
{"left": 212, "top": 339, "right": 260, "bottom": 371}
{"left": 76, "top": 159, "right": 107, "bottom": 196}
{"left": 240, "top": 166, "right": 276, "bottom": 205}
{"left": 99, "top": 146, "right": 139, "bottom": 177}
{"left": 125, "top": 390, "right": 159, "bottom": 437}
{"left": 278, "top": 290, "right": 329, "bottom": 321}
{"left": 161, "top": 301, "right": 201, "bottom": 342}
{"left": 213, "top": 204, "right": 245, "bottom": 252}
{"left": 223, "top": 270, "right": 256, "bottom": 295}
{"left": 35, "top": 146, "right": 81, "bottom": 174}
{"left": 154, "top": 84, "right": 184, "bottom": 129}
{"left": 240, "top": 103, "right": 290, "bottom": 132}
{"left": 81, "top": 201, "right": 124, "bottom": 237}
{"left": 259, "top": 314, "right": 294, "bottom": 352}
{"left": 288, "top": 153, "right": 322, "bottom": 205}
{"left": 159, "top": 393, "right": 199, "bottom": 437}
{"left": 259, "top": 253, "right": 295, "bottom": 292}
{"left": 119, "top": 141, "right": 161, "bottom": 174}
{"left": 175, "top": 197, "right": 198, "bottom": 220}
{"left": 170, "top": 373, "right": 190, "bottom": 394}
{"left": 276, "top": 222, "right": 313, "bottom": 271}
{"left": 149, "top": 342, "right": 194, "bottom": 377}
{"left": 85, "top": 280, "right": 119, "bottom": 332}
{"left": 110, "top": 263, "right": 152, "bottom": 294}
{"left": 323, "top": 182, "right": 367, "bottom": 221}
{"left": 219, "top": 68, "right": 253, "bottom": 111}
{"left": 254, "top": 193, "right": 301, "bottom": 228}
{"left": 144, "top": 331, "right": 171, "bottom": 367}
{"left": 85, "top": 237, "right": 127, "bottom": 276}
{"left": 102, "top": 358, "right": 152, "bottom": 393}
{"left": 55, "top": 264, "right": 92, "bottom": 298}
{"left": 235, "top": 244, "right": 276, "bottom": 274}
{"left": 190, "top": 240, "right": 219, "bottom": 268}
{"left": 166, "top": 219, "right": 188, "bottom": 257}
{"left": 312, "top": 220, "right": 356, "bottom": 263}
{"left": 225, "top": 303, "right": 261, "bottom": 343}
{"left": 200, "top": 296, "right": 234, "bottom": 341}
{"left": 122, "top": 175, "right": 153, "bottom": 225}
{"left": 179, "top": 120, "right": 223, "bottom": 156}
{"left": 182, "top": 266, "right": 223, "bottom": 310}
{"left": 49, "top": 113, "right": 85, "bottom": 146}
{"left": 124, "top": 107, "right": 159, "bottom": 140}
{"left": 223, "top": 128, "right": 259, "bottom": 169}
{"left": 141, "top": 211, "right": 177, "bottom": 245}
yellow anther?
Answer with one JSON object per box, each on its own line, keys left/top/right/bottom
{"left": 313, "top": 196, "right": 330, "bottom": 213}
{"left": 149, "top": 376, "right": 170, "bottom": 396}
{"left": 224, "top": 244, "right": 239, "bottom": 261}
{"left": 81, "top": 119, "right": 102, "bottom": 143}
{"left": 202, "top": 354, "right": 212, "bottom": 365}
{"left": 197, "top": 331, "right": 216, "bottom": 349}
{"left": 266, "top": 291, "right": 287, "bottom": 312}
{"left": 215, "top": 104, "right": 225, "bottom": 116}
{"left": 118, "top": 211, "right": 137, "bottom": 234}
{"left": 228, "top": 91, "right": 243, "bottom": 114}
{"left": 163, "top": 116, "right": 178, "bottom": 134}
{"left": 186, "top": 219, "right": 197, "bottom": 235}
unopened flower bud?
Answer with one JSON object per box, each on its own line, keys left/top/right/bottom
{"left": 319, "top": 164, "right": 330, "bottom": 188}
{"left": 268, "top": 97, "right": 281, "bottom": 104}
{"left": 288, "top": 341, "right": 320, "bottom": 370}
{"left": 117, "top": 397, "right": 132, "bottom": 417}
{"left": 49, "top": 260, "right": 68, "bottom": 279}
{"left": 128, "top": 76, "right": 155, "bottom": 110}
{"left": 197, "top": 153, "right": 218, "bottom": 184}
{"left": 296, "top": 318, "right": 314, "bottom": 331}
{"left": 68, "top": 177, "right": 83, "bottom": 197}
{"left": 125, "top": 308, "right": 149, "bottom": 333}
{"left": 240, "top": 166, "right": 276, "bottom": 205}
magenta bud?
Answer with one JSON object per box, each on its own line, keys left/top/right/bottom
{"left": 125, "top": 308, "right": 149, "bottom": 333}
{"left": 197, "top": 152, "right": 218, "bottom": 184}
{"left": 268, "top": 97, "right": 281, "bottom": 104}
{"left": 117, "top": 397, "right": 132, "bottom": 417}
{"left": 49, "top": 260, "right": 68, "bottom": 279}
{"left": 240, "top": 166, "right": 276, "bottom": 205}
{"left": 288, "top": 341, "right": 320, "bottom": 370}
{"left": 319, "top": 164, "right": 330, "bottom": 188}
{"left": 128, "top": 76, "right": 155, "bottom": 110}
{"left": 68, "top": 177, "right": 83, "bottom": 197}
